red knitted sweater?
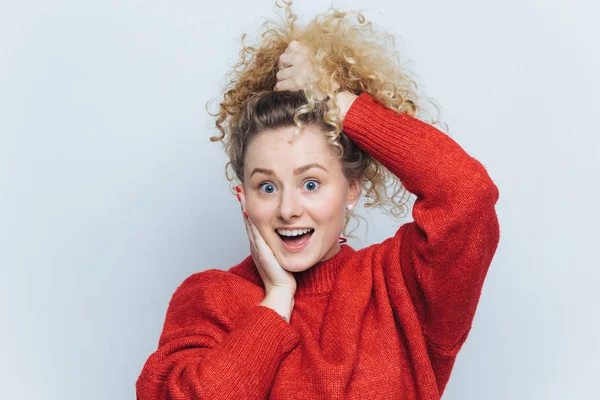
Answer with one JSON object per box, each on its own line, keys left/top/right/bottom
{"left": 136, "top": 93, "right": 500, "bottom": 399}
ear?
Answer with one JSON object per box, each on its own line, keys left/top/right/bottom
{"left": 347, "top": 177, "right": 361, "bottom": 207}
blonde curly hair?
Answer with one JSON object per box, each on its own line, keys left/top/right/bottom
{"left": 207, "top": 0, "right": 447, "bottom": 239}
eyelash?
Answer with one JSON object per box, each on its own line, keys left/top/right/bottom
{"left": 258, "top": 179, "right": 321, "bottom": 194}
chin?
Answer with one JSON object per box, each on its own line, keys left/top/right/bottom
{"left": 281, "top": 260, "right": 314, "bottom": 273}
{"left": 276, "top": 251, "right": 310, "bottom": 271}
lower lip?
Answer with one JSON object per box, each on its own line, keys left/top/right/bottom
{"left": 278, "top": 231, "right": 314, "bottom": 253}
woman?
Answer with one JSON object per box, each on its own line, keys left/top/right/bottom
{"left": 136, "top": 3, "right": 500, "bottom": 399}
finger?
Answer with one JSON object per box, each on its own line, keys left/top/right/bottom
{"left": 249, "top": 221, "right": 269, "bottom": 254}
{"left": 287, "top": 40, "right": 310, "bottom": 55}
{"left": 278, "top": 52, "right": 303, "bottom": 69}
{"left": 240, "top": 189, "right": 269, "bottom": 257}
{"left": 276, "top": 67, "right": 293, "bottom": 81}
{"left": 243, "top": 222, "right": 255, "bottom": 250}
{"left": 245, "top": 217, "right": 258, "bottom": 254}
{"left": 278, "top": 52, "right": 293, "bottom": 68}
{"left": 250, "top": 221, "right": 286, "bottom": 273}
{"left": 239, "top": 185, "right": 247, "bottom": 213}
{"left": 239, "top": 190, "right": 257, "bottom": 249}
{"left": 277, "top": 58, "right": 291, "bottom": 71}
{"left": 241, "top": 205, "right": 254, "bottom": 244}
{"left": 243, "top": 203, "right": 261, "bottom": 253}
{"left": 284, "top": 41, "right": 298, "bottom": 53}
{"left": 249, "top": 221, "right": 280, "bottom": 268}
{"left": 274, "top": 79, "right": 298, "bottom": 92}
{"left": 247, "top": 217, "right": 274, "bottom": 273}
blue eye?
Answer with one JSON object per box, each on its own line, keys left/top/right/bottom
{"left": 259, "top": 183, "right": 276, "bottom": 194}
{"left": 303, "top": 180, "right": 320, "bottom": 191}
{"left": 258, "top": 180, "right": 320, "bottom": 194}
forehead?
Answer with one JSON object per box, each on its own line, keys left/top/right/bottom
{"left": 245, "top": 125, "right": 338, "bottom": 172}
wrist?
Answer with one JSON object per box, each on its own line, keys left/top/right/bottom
{"left": 260, "top": 288, "right": 295, "bottom": 323}
{"left": 331, "top": 90, "right": 358, "bottom": 122}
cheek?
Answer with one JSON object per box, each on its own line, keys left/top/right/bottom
{"left": 247, "top": 197, "right": 276, "bottom": 223}
{"left": 309, "top": 194, "right": 346, "bottom": 221}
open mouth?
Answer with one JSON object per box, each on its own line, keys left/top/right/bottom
{"left": 276, "top": 229, "right": 315, "bottom": 250}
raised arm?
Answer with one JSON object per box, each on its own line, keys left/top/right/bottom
{"left": 136, "top": 271, "right": 300, "bottom": 400}
{"left": 342, "top": 92, "right": 500, "bottom": 394}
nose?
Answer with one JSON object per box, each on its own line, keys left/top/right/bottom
{"left": 277, "top": 187, "right": 303, "bottom": 221}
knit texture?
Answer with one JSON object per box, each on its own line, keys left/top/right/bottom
{"left": 136, "top": 93, "right": 500, "bottom": 399}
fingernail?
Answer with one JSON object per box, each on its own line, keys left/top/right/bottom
{"left": 243, "top": 211, "right": 248, "bottom": 219}
{"left": 235, "top": 185, "right": 241, "bottom": 193}
{"left": 237, "top": 193, "right": 241, "bottom": 202}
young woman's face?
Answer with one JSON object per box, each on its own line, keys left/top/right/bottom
{"left": 243, "top": 124, "right": 360, "bottom": 273}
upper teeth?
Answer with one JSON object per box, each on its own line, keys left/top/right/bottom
{"left": 277, "top": 228, "right": 313, "bottom": 236}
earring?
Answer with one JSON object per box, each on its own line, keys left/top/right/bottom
{"left": 346, "top": 203, "right": 354, "bottom": 211}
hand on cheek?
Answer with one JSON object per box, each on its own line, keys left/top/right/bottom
{"left": 236, "top": 185, "right": 297, "bottom": 293}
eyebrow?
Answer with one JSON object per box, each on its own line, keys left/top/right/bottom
{"left": 250, "top": 163, "right": 329, "bottom": 179}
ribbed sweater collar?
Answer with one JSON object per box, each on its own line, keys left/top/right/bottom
{"left": 230, "top": 244, "right": 356, "bottom": 297}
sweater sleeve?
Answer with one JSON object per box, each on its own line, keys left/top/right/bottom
{"left": 342, "top": 93, "right": 500, "bottom": 393}
{"left": 136, "top": 271, "right": 300, "bottom": 400}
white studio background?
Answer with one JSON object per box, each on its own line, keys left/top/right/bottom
{"left": 1, "top": 0, "right": 598, "bottom": 399}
